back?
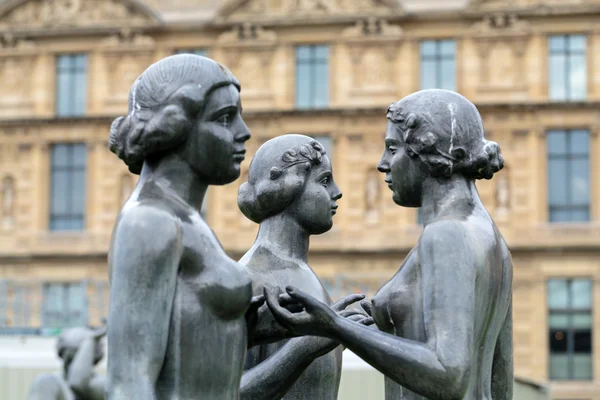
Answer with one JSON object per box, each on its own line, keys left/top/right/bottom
{"left": 28, "top": 373, "right": 74, "bottom": 400}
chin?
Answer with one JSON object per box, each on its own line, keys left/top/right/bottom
{"left": 208, "top": 167, "right": 241, "bottom": 185}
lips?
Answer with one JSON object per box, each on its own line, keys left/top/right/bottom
{"left": 331, "top": 204, "right": 338, "bottom": 215}
{"left": 233, "top": 149, "right": 246, "bottom": 162}
{"left": 384, "top": 179, "right": 393, "bottom": 189}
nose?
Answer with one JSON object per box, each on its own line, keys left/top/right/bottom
{"left": 235, "top": 120, "right": 251, "bottom": 143}
{"left": 331, "top": 182, "right": 342, "bottom": 201}
{"left": 377, "top": 154, "right": 390, "bottom": 173}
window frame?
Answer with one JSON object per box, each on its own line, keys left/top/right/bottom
{"left": 55, "top": 53, "right": 88, "bottom": 117}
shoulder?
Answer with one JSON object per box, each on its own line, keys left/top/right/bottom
{"left": 116, "top": 204, "right": 182, "bottom": 250}
{"left": 419, "top": 219, "right": 470, "bottom": 251}
{"left": 28, "top": 374, "right": 65, "bottom": 398}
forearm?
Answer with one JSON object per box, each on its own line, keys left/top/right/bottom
{"left": 241, "top": 337, "right": 330, "bottom": 400}
{"left": 329, "top": 317, "right": 466, "bottom": 398}
{"left": 67, "top": 338, "right": 96, "bottom": 391}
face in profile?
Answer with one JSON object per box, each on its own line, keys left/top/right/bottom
{"left": 287, "top": 155, "right": 342, "bottom": 235}
{"left": 377, "top": 121, "right": 424, "bottom": 207}
{"left": 182, "top": 84, "right": 251, "bottom": 185}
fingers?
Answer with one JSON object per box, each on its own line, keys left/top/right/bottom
{"left": 338, "top": 308, "right": 365, "bottom": 318}
{"left": 250, "top": 294, "right": 265, "bottom": 309}
{"left": 285, "top": 286, "right": 327, "bottom": 311}
{"left": 263, "top": 287, "right": 295, "bottom": 327}
{"left": 358, "top": 317, "right": 375, "bottom": 326}
{"left": 360, "top": 300, "right": 373, "bottom": 317}
{"left": 332, "top": 293, "right": 366, "bottom": 312}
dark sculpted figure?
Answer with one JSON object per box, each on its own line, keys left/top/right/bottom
{"left": 106, "top": 54, "right": 266, "bottom": 399}
{"left": 28, "top": 324, "right": 106, "bottom": 400}
{"left": 238, "top": 135, "right": 370, "bottom": 400}
{"left": 266, "top": 90, "right": 514, "bottom": 399}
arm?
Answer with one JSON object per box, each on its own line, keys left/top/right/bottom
{"left": 67, "top": 326, "right": 106, "bottom": 400}
{"left": 266, "top": 221, "right": 476, "bottom": 399}
{"left": 105, "top": 207, "right": 183, "bottom": 400}
{"left": 492, "top": 301, "right": 513, "bottom": 400}
{"left": 241, "top": 337, "right": 336, "bottom": 400}
{"left": 243, "top": 294, "right": 370, "bottom": 400}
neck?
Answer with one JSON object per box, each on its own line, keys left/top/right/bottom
{"left": 138, "top": 153, "right": 208, "bottom": 212}
{"left": 421, "top": 175, "right": 482, "bottom": 226}
{"left": 253, "top": 214, "right": 310, "bottom": 263}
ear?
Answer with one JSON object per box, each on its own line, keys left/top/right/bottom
{"left": 143, "top": 104, "right": 193, "bottom": 154}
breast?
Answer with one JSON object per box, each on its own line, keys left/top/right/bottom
{"left": 179, "top": 217, "right": 253, "bottom": 320}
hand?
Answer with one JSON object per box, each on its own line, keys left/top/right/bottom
{"left": 245, "top": 294, "right": 266, "bottom": 335}
{"left": 90, "top": 319, "right": 107, "bottom": 341}
{"left": 264, "top": 286, "right": 365, "bottom": 337}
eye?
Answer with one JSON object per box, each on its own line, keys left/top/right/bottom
{"left": 217, "top": 114, "right": 231, "bottom": 127}
{"left": 320, "top": 177, "right": 330, "bottom": 186}
{"left": 389, "top": 147, "right": 397, "bottom": 155}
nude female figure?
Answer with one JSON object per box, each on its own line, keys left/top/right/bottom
{"left": 237, "top": 135, "right": 371, "bottom": 400}
{"left": 105, "top": 54, "right": 266, "bottom": 399}
{"left": 265, "top": 89, "right": 514, "bottom": 400}
{"left": 28, "top": 324, "right": 106, "bottom": 400}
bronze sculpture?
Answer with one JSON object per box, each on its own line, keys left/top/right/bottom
{"left": 265, "top": 89, "right": 514, "bottom": 400}
{"left": 238, "top": 134, "right": 370, "bottom": 399}
{"left": 105, "top": 54, "right": 263, "bottom": 399}
{"left": 27, "top": 325, "right": 106, "bottom": 400}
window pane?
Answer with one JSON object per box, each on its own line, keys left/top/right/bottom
{"left": 569, "top": 35, "right": 586, "bottom": 52}
{"left": 73, "top": 69, "right": 87, "bottom": 116}
{"left": 573, "top": 354, "right": 593, "bottom": 380}
{"left": 549, "top": 313, "right": 569, "bottom": 328}
{"left": 570, "top": 130, "right": 589, "bottom": 155}
{"left": 572, "top": 314, "right": 593, "bottom": 328}
{"left": 550, "top": 354, "right": 569, "bottom": 380}
{"left": 572, "top": 280, "right": 592, "bottom": 308}
{"left": 549, "top": 210, "right": 570, "bottom": 222}
{"left": 549, "top": 54, "right": 566, "bottom": 101}
{"left": 56, "top": 70, "right": 73, "bottom": 116}
{"left": 569, "top": 54, "right": 586, "bottom": 100}
{"left": 72, "top": 144, "right": 87, "bottom": 167}
{"left": 570, "top": 209, "right": 590, "bottom": 222}
{"left": 548, "top": 280, "right": 569, "bottom": 308}
{"left": 548, "top": 159, "right": 568, "bottom": 206}
{"left": 549, "top": 36, "right": 566, "bottom": 52}
{"left": 440, "top": 40, "right": 455, "bottom": 57}
{"left": 440, "top": 59, "right": 455, "bottom": 91}
{"left": 547, "top": 131, "right": 567, "bottom": 155}
{"left": 314, "top": 45, "right": 328, "bottom": 60}
{"left": 71, "top": 170, "right": 86, "bottom": 215}
{"left": 421, "top": 60, "right": 436, "bottom": 90}
{"left": 420, "top": 41, "right": 436, "bottom": 57}
{"left": 51, "top": 170, "right": 69, "bottom": 215}
{"left": 314, "top": 63, "right": 328, "bottom": 108}
{"left": 51, "top": 145, "right": 69, "bottom": 167}
{"left": 296, "top": 46, "right": 311, "bottom": 61}
{"left": 296, "top": 64, "right": 311, "bottom": 108}
{"left": 570, "top": 159, "right": 589, "bottom": 206}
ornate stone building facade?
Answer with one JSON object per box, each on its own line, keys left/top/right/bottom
{"left": 0, "top": 0, "right": 599, "bottom": 398}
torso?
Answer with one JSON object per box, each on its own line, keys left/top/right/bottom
{"left": 241, "top": 245, "right": 343, "bottom": 400}
{"left": 371, "top": 216, "right": 512, "bottom": 400}
{"left": 119, "top": 182, "right": 253, "bottom": 400}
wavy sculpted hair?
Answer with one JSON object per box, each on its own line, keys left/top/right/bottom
{"left": 238, "top": 135, "right": 327, "bottom": 224}
{"left": 109, "top": 54, "right": 240, "bottom": 174}
{"left": 386, "top": 89, "right": 503, "bottom": 180}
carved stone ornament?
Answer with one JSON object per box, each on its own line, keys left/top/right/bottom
{"left": 218, "top": 23, "right": 277, "bottom": 102}
{"left": 98, "top": 27, "right": 155, "bottom": 51}
{"left": 0, "top": 0, "right": 159, "bottom": 32}
{"left": 342, "top": 18, "right": 402, "bottom": 94}
{"left": 217, "top": 0, "right": 401, "bottom": 23}
{"left": 471, "top": 13, "right": 531, "bottom": 91}
{"left": 1, "top": 176, "right": 15, "bottom": 230}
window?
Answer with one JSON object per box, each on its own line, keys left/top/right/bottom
{"left": 175, "top": 49, "right": 206, "bottom": 57}
{"left": 50, "top": 143, "right": 87, "bottom": 231}
{"left": 547, "top": 130, "right": 590, "bottom": 222}
{"left": 549, "top": 35, "right": 586, "bottom": 101}
{"left": 420, "top": 39, "right": 456, "bottom": 91}
{"left": 42, "top": 282, "right": 88, "bottom": 329}
{"left": 310, "top": 135, "right": 332, "bottom": 161}
{"left": 296, "top": 45, "right": 329, "bottom": 109}
{"left": 417, "top": 208, "right": 423, "bottom": 224}
{"left": 56, "top": 54, "right": 87, "bottom": 117}
{"left": 548, "top": 279, "right": 593, "bottom": 380}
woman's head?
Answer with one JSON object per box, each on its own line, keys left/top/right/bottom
{"left": 57, "top": 327, "right": 104, "bottom": 370}
{"left": 377, "top": 89, "right": 503, "bottom": 206}
{"left": 109, "top": 54, "right": 251, "bottom": 185}
{"left": 238, "top": 134, "right": 342, "bottom": 234}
